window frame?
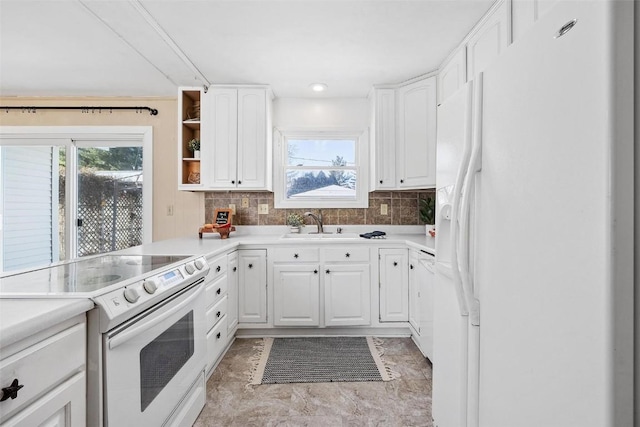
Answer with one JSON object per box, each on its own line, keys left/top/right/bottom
{"left": 273, "top": 128, "right": 369, "bottom": 209}
{"left": 0, "top": 126, "right": 153, "bottom": 271}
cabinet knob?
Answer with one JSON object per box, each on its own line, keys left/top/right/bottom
{"left": 216, "top": 265, "right": 221, "bottom": 272}
{"left": 400, "top": 179, "right": 404, "bottom": 184}
{"left": 248, "top": 263, "right": 253, "bottom": 269}
{"left": 294, "top": 253, "right": 299, "bottom": 259}
{"left": 238, "top": 180, "right": 242, "bottom": 185}
{"left": 393, "top": 261, "right": 398, "bottom": 267}
{"left": 216, "top": 288, "right": 221, "bottom": 295}
{"left": 233, "top": 267, "right": 237, "bottom": 272}
{"left": 216, "top": 311, "right": 221, "bottom": 318}
{"left": 216, "top": 332, "right": 221, "bottom": 339}
{"left": 313, "top": 270, "right": 318, "bottom": 274}
{"left": 379, "top": 180, "right": 383, "bottom": 184}
{"left": 231, "top": 180, "right": 235, "bottom": 184}
{"left": 0, "top": 379, "right": 24, "bottom": 402}
{"left": 410, "top": 264, "right": 414, "bottom": 270}
{"left": 345, "top": 253, "right": 350, "bottom": 258}
{"left": 325, "top": 269, "right": 331, "bottom": 274}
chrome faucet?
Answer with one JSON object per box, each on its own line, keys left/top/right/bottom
{"left": 304, "top": 211, "right": 324, "bottom": 234}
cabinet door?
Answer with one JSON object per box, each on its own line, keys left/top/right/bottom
{"left": 466, "top": 0, "right": 510, "bottom": 81}
{"left": 227, "top": 251, "right": 239, "bottom": 332}
{"left": 438, "top": 48, "right": 467, "bottom": 104}
{"left": 379, "top": 249, "right": 409, "bottom": 322}
{"left": 396, "top": 77, "right": 437, "bottom": 188}
{"left": 238, "top": 249, "right": 267, "bottom": 323}
{"left": 371, "top": 88, "right": 396, "bottom": 190}
{"left": 324, "top": 264, "right": 371, "bottom": 326}
{"left": 237, "top": 88, "right": 267, "bottom": 189}
{"left": 408, "top": 252, "right": 420, "bottom": 332}
{"left": 208, "top": 88, "right": 238, "bottom": 188}
{"left": 2, "top": 372, "right": 85, "bottom": 427}
{"left": 416, "top": 256, "right": 435, "bottom": 360}
{"left": 273, "top": 264, "right": 320, "bottom": 326}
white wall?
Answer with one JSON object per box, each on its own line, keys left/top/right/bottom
{"left": 273, "top": 98, "right": 369, "bottom": 129}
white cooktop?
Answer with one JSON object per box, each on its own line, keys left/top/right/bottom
{"left": 0, "top": 255, "right": 190, "bottom": 297}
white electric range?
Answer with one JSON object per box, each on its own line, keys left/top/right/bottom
{"left": 0, "top": 253, "right": 211, "bottom": 427}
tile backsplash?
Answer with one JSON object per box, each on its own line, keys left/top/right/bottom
{"left": 204, "top": 190, "right": 436, "bottom": 226}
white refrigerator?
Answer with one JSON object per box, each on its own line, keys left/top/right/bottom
{"left": 433, "top": 1, "right": 634, "bottom": 427}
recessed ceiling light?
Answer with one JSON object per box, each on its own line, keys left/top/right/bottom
{"left": 310, "top": 83, "right": 328, "bottom": 93}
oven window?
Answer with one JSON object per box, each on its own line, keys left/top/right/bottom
{"left": 139, "top": 311, "right": 194, "bottom": 411}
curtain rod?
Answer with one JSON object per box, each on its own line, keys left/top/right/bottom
{"left": 0, "top": 106, "right": 159, "bottom": 115}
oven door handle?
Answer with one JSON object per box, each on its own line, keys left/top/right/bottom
{"left": 108, "top": 285, "right": 202, "bottom": 350}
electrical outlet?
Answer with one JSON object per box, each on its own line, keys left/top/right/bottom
{"left": 229, "top": 204, "right": 236, "bottom": 215}
{"left": 166, "top": 205, "right": 174, "bottom": 216}
{"left": 381, "top": 204, "right": 388, "bottom": 215}
{"left": 242, "top": 197, "right": 249, "bottom": 208}
{"left": 258, "top": 204, "right": 269, "bottom": 215}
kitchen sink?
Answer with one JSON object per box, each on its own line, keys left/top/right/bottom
{"left": 280, "top": 233, "right": 361, "bottom": 240}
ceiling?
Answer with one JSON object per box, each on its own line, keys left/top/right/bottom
{"left": 0, "top": 0, "right": 494, "bottom": 99}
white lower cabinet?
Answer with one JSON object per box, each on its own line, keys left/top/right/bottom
{"left": 0, "top": 316, "right": 86, "bottom": 427}
{"left": 324, "top": 263, "right": 371, "bottom": 327}
{"left": 227, "top": 251, "right": 239, "bottom": 333}
{"left": 409, "top": 250, "right": 435, "bottom": 360}
{"left": 238, "top": 249, "right": 268, "bottom": 323}
{"left": 379, "top": 248, "right": 409, "bottom": 322}
{"left": 204, "top": 253, "right": 230, "bottom": 376}
{"left": 273, "top": 265, "right": 320, "bottom": 326}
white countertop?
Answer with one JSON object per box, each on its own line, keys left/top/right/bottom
{"left": 0, "top": 298, "right": 94, "bottom": 349}
{"left": 0, "top": 226, "right": 435, "bottom": 348}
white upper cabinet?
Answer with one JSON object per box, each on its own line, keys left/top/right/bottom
{"left": 466, "top": 0, "right": 511, "bottom": 81}
{"left": 370, "top": 88, "right": 397, "bottom": 190}
{"left": 208, "top": 87, "right": 272, "bottom": 190}
{"left": 438, "top": 47, "right": 467, "bottom": 105}
{"left": 178, "top": 85, "right": 272, "bottom": 191}
{"left": 370, "top": 76, "right": 437, "bottom": 191}
{"left": 512, "top": 0, "right": 559, "bottom": 42}
{"left": 396, "top": 76, "right": 437, "bottom": 189}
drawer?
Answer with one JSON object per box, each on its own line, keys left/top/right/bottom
{"left": 323, "top": 247, "right": 370, "bottom": 263}
{"left": 272, "top": 247, "right": 319, "bottom": 263}
{"left": 205, "top": 275, "right": 228, "bottom": 307}
{"left": 206, "top": 295, "right": 228, "bottom": 331}
{"left": 0, "top": 322, "right": 85, "bottom": 423}
{"left": 206, "top": 316, "right": 228, "bottom": 373}
{"left": 206, "top": 253, "right": 227, "bottom": 282}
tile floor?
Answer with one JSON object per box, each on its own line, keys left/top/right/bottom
{"left": 194, "top": 337, "right": 433, "bottom": 427}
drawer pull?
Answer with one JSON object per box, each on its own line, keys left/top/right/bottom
{"left": 1, "top": 379, "right": 24, "bottom": 402}
{"left": 294, "top": 253, "right": 299, "bottom": 258}
{"left": 216, "top": 332, "right": 221, "bottom": 339}
{"left": 216, "top": 311, "right": 221, "bottom": 318}
{"left": 345, "top": 253, "right": 350, "bottom": 258}
{"left": 216, "top": 288, "right": 221, "bottom": 295}
{"left": 216, "top": 265, "right": 221, "bottom": 272}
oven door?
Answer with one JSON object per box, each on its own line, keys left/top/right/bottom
{"left": 103, "top": 282, "right": 206, "bottom": 427}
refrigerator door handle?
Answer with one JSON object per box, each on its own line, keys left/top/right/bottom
{"left": 450, "top": 80, "right": 475, "bottom": 317}
{"left": 459, "top": 73, "right": 483, "bottom": 327}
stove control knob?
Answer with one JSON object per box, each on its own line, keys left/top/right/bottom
{"left": 123, "top": 288, "right": 140, "bottom": 304}
{"left": 143, "top": 280, "right": 157, "bottom": 294}
{"left": 185, "top": 262, "right": 196, "bottom": 275}
{"left": 194, "top": 259, "right": 205, "bottom": 270}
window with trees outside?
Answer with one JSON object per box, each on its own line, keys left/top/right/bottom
{"left": 274, "top": 130, "right": 369, "bottom": 208}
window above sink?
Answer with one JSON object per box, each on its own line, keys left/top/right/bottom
{"left": 273, "top": 129, "right": 369, "bottom": 209}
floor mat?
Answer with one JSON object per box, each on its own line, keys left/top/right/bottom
{"left": 249, "top": 336, "right": 397, "bottom": 385}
